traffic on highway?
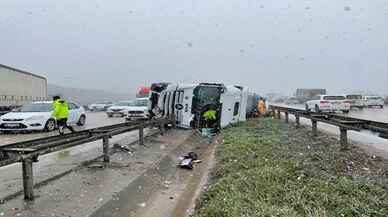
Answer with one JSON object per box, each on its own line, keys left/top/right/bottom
{"left": 1, "top": 0, "right": 388, "bottom": 216}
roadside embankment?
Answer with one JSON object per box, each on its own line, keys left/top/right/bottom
{"left": 195, "top": 118, "right": 388, "bottom": 217}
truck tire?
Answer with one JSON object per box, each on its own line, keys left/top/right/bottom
{"left": 45, "top": 119, "right": 56, "bottom": 132}
{"left": 77, "top": 115, "right": 86, "bottom": 126}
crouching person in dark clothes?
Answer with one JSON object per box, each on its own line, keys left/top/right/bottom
{"left": 52, "top": 96, "right": 75, "bottom": 135}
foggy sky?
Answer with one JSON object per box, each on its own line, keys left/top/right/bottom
{"left": 1, "top": 0, "right": 387, "bottom": 96}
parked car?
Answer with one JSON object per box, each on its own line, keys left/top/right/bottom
{"left": 88, "top": 101, "right": 114, "bottom": 111}
{"left": 106, "top": 101, "right": 134, "bottom": 117}
{"left": 125, "top": 98, "right": 149, "bottom": 121}
{"left": 0, "top": 101, "right": 86, "bottom": 132}
{"left": 364, "top": 96, "right": 384, "bottom": 108}
{"left": 345, "top": 94, "right": 365, "bottom": 109}
{"left": 305, "top": 95, "right": 351, "bottom": 113}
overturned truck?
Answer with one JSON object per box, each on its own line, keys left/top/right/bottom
{"left": 149, "top": 83, "right": 249, "bottom": 129}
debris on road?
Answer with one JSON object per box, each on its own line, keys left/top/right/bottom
{"left": 179, "top": 152, "right": 200, "bottom": 170}
{"left": 113, "top": 144, "right": 136, "bottom": 153}
{"left": 87, "top": 162, "right": 105, "bottom": 169}
{"left": 138, "top": 202, "right": 147, "bottom": 208}
{"left": 200, "top": 128, "right": 216, "bottom": 143}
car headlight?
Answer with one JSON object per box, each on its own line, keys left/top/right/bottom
{"left": 25, "top": 116, "right": 44, "bottom": 121}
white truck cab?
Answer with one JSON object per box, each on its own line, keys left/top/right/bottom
{"left": 149, "top": 83, "right": 248, "bottom": 129}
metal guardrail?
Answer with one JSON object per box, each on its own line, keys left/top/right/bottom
{"left": 0, "top": 118, "right": 170, "bottom": 201}
{"left": 269, "top": 105, "right": 388, "bottom": 149}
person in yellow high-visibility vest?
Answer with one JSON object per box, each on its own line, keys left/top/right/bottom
{"left": 52, "top": 96, "right": 75, "bottom": 135}
{"left": 203, "top": 108, "right": 217, "bottom": 128}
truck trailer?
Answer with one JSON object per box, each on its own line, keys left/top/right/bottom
{"left": 0, "top": 64, "right": 48, "bottom": 115}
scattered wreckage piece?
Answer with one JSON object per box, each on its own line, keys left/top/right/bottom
{"left": 179, "top": 152, "right": 201, "bottom": 170}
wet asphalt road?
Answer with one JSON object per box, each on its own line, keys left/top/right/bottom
{"left": 0, "top": 112, "right": 124, "bottom": 146}
{"left": 277, "top": 103, "right": 388, "bottom": 122}
{"left": 0, "top": 112, "right": 149, "bottom": 201}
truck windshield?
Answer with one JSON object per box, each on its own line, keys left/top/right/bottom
{"left": 323, "top": 96, "right": 345, "bottom": 100}
{"left": 192, "top": 86, "right": 222, "bottom": 112}
{"left": 20, "top": 103, "right": 53, "bottom": 112}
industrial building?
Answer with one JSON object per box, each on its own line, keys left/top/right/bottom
{"left": 0, "top": 64, "right": 47, "bottom": 112}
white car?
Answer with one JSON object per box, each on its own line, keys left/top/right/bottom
{"left": 364, "top": 96, "right": 384, "bottom": 108}
{"left": 106, "top": 101, "right": 133, "bottom": 117}
{"left": 345, "top": 94, "right": 365, "bottom": 109}
{"left": 88, "top": 102, "right": 113, "bottom": 111}
{"left": 0, "top": 101, "right": 86, "bottom": 132}
{"left": 126, "top": 98, "right": 149, "bottom": 121}
{"left": 305, "top": 95, "right": 351, "bottom": 113}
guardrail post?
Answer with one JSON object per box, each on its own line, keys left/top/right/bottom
{"left": 277, "top": 110, "right": 281, "bottom": 119}
{"left": 102, "top": 136, "right": 110, "bottom": 163}
{"left": 340, "top": 128, "right": 349, "bottom": 150}
{"left": 159, "top": 122, "right": 165, "bottom": 136}
{"left": 22, "top": 158, "right": 34, "bottom": 200}
{"left": 285, "top": 112, "right": 289, "bottom": 123}
{"left": 295, "top": 114, "right": 300, "bottom": 128}
{"left": 311, "top": 120, "right": 318, "bottom": 137}
{"left": 139, "top": 124, "right": 144, "bottom": 146}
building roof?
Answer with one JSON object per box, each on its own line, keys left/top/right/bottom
{"left": 0, "top": 64, "right": 47, "bottom": 80}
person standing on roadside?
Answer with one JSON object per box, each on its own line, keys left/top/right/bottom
{"left": 52, "top": 96, "right": 75, "bottom": 135}
{"left": 257, "top": 97, "right": 267, "bottom": 116}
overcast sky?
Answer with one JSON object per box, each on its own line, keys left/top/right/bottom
{"left": 1, "top": 0, "right": 387, "bottom": 95}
